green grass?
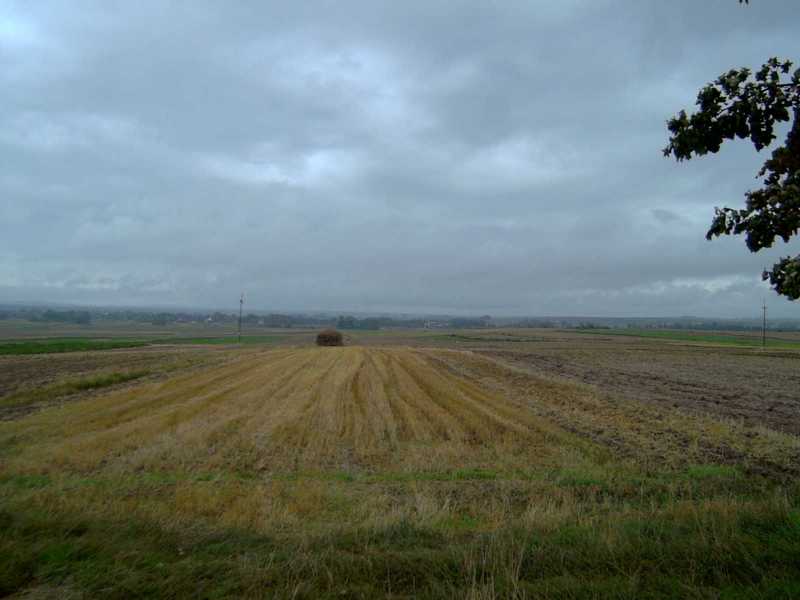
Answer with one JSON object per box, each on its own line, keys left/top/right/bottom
{"left": 428, "top": 333, "right": 549, "bottom": 343}
{"left": 0, "top": 472, "right": 798, "bottom": 598}
{"left": 0, "top": 432, "right": 797, "bottom": 598}
{"left": 163, "top": 335, "right": 284, "bottom": 345}
{"left": 684, "top": 464, "right": 742, "bottom": 481}
{"left": 0, "top": 335, "right": 286, "bottom": 355}
{"left": 573, "top": 328, "right": 800, "bottom": 349}
{"left": 0, "top": 338, "right": 150, "bottom": 355}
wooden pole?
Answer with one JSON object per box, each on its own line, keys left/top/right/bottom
{"left": 238, "top": 292, "right": 244, "bottom": 344}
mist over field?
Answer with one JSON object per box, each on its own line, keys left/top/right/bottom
{"left": 1, "top": 1, "right": 799, "bottom": 317}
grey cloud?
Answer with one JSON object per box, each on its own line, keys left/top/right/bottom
{"left": 1, "top": 1, "right": 799, "bottom": 318}
{"left": 651, "top": 209, "right": 683, "bottom": 225}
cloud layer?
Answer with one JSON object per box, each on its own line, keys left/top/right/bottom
{"left": 2, "top": 1, "right": 799, "bottom": 317}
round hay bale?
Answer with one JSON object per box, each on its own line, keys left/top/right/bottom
{"left": 316, "top": 329, "right": 344, "bottom": 346}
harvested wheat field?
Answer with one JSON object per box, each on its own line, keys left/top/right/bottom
{"left": 2, "top": 345, "right": 799, "bottom": 598}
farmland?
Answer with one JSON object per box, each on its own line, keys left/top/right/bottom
{"left": 0, "top": 329, "right": 799, "bottom": 598}
{"left": 416, "top": 328, "right": 800, "bottom": 436}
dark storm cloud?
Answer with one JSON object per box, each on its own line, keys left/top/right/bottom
{"left": 1, "top": 1, "right": 799, "bottom": 317}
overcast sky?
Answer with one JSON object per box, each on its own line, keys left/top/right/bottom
{"left": 2, "top": 1, "right": 799, "bottom": 317}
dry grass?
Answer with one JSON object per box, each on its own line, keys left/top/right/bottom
{"left": 4, "top": 347, "right": 578, "bottom": 476}
{"left": 1, "top": 345, "right": 798, "bottom": 598}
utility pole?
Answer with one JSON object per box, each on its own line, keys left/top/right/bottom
{"left": 762, "top": 298, "right": 767, "bottom": 349}
{"left": 238, "top": 292, "right": 244, "bottom": 344}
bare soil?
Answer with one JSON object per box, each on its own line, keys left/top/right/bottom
{"left": 388, "top": 329, "right": 800, "bottom": 435}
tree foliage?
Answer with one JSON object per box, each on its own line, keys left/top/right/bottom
{"left": 664, "top": 57, "right": 800, "bottom": 300}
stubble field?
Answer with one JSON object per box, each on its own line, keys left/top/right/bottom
{"left": 1, "top": 330, "right": 799, "bottom": 598}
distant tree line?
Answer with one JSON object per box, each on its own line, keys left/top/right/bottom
{"left": 30, "top": 309, "right": 92, "bottom": 325}
{"left": 2, "top": 306, "right": 800, "bottom": 332}
{"left": 335, "top": 315, "right": 427, "bottom": 330}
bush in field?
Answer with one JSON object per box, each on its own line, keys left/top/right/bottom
{"left": 316, "top": 329, "right": 343, "bottom": 346}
